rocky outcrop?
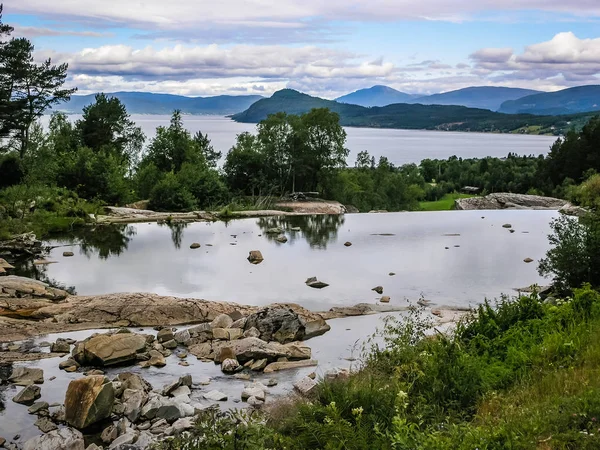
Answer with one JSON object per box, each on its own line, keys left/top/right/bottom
{"left": 0, "top": 276, "right": 68, "bottom": 301}
{"left": 72, "top": 331, "right": 150, "bottom": 367}
{"left": 0, "top": 233, "right": 43, "bottom": 257}
{"left": 96, "top": 207, "right": 217, "bottom": 224}
{"left": 29, "top": 293, "right": 252, "bottom": 328}
{"left": 64, "top": 375, "right": 115, "bottom": 429}
{"left": 454, "top": 193, "right": 569, "bottom": 211}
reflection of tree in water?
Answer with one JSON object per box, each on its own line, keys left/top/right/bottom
{"left": 257, "top": 215, "right": 345, "bottom": 249}
{"left": 157, "top": 222, "right": 189, "bottom": 249}
{"left": 12, "top": 258, "right": 77, "bottom": 294}
{"left": 78, "top": 225, "right": 136, "bottom": 259}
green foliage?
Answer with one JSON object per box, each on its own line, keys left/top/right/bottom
{"left": 419, "top": 192, "right": 473, "bottom": 211}
{"left": 539, "top": 213, "right": 600, "bottom": 294}
{"left": 0, "top": 153, "right": 24, "bottom": 188}
{"left": 0, "top": 185, "right": 98, "bottom": 237}
{"left": 148, "top": 172, "right": 196, "bottom": 212}
{"left": 153, "top": 409, "right": 289, "bottom": 450}
{"left": 225, "top": 108, "right": 348, "bottom": 196}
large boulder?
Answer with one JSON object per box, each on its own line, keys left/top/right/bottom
{"left": 72, "top": 332, "right": 149, "bottom": 367}
{"left": 244, "top": 307, "right": 305, "bottom": 344}
{"left": 23, "top": 428, "right": 85, "bottom": 450}
{"left": 64, "top": 375, "right": 115, "bottom": 429}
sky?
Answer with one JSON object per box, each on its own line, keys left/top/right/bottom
{"left": 6, "top": 0, "right": 600, "bottom": 98}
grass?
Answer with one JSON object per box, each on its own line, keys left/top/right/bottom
{"left": 419, "top": 192, "right": 475, "bottom": 211}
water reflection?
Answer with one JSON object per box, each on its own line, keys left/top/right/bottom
{"left": 256, "top": 215, "right": 345, "bottom": 249}
{"left": 78, "top": 225, "right": 136, "bottom": 259}
{"left": 14, "top": 259, "right": 76, "bottom": 294}
{"left": 157, "top": 222, "right": 189, "bottom": 249}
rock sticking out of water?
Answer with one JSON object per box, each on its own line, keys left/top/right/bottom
{"left": 247, "top": 250, "right": 264, "bottom": 264}
{"left": 372, "top": 286, "right": 384, "bottom": 295}
{"left": 63, "top": 251, "right": 74, "bottom": 257}
{"left": 305, "top": 277, "right": 329, "bottom": 289}
{"left": 190, "top": 243, "right": 201, "bottom": 249}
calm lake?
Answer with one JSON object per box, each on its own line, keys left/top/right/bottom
{"left": 22, "top": 210, "right": 556, "bottom": 311}
{"left": 48, "top": 115, "right": 558, "bottom": 166}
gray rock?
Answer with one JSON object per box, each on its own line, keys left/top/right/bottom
{"left": 171, "top": 417, "right": 194, "bottom": 434}
{"left": 243, "top": 327, "right": 261, "bottom": 338}
{"left": 101, "top": 425, "right": 118, "bottom": 444}
{"left": 13, "top": 385, "right": 41, "bottom": 405}
{"left": 263, "top": 359, "right": 318, "bottom": 373}
{"left": 141, "top": 396, "right": 163, "bottom": 419}
{"left": 156, "top": 329, "right": 174, "bottom": 343}
{"left": 35, "top": 417, "right": 58, "bottom": 433}
{"left": 241, "top": 383, "right": 266, "bottom": 402}
{"left": 134, "top": 431, "right": 155, "bottom": 449}
{"left": 28, "top": 401, "right": 49, "bottom": 414}
{"left": 244, "top": 307, "right": 306, "bottom": 344}
{"left": 174, "top": 329, "right": 191, "bottom": 345}
{"left": 9, "top": 367, "right": 44, "bottom": 386}
{"left": 305, "top": 277, "right": 329, "bottom": 289}
{"left": 108, "top": 430, "right": 138, "bottom": 449}
{"left": 162, "top": 339, "right": 177, "bottom": 350}
{"left": 250, "top": 358, "right": 267, "bottom": 371}
{"left": 265, "top": 227, "right": 284, "bottom": 235}
{"left": 372, "top": 286, "right": 384, "bottom": 294}
{"left": 72, "top": 332, "right": 149, "bottom": 367}
{"left": 51, "top": 339, "right": 71, "bottom": 354}
{"left": 23, "top": 428, "right": 85, "bottom": 450}
{"left": 221, "top": 358, "right": 241, "bottom": 374}
{"left": 170, "top": 385, "right": 191, "bottom": 397}
{"left": 203, "top": 390, "right": 227, "bottom": 401}
{"left": 294, "top": 376, "right": 318, "bottom": 396}
{"left": 247, "top": 396, "right": 264, "bottom": 408}
{"left": 122, "top": 389, "right": 147, "bottom": 423}
{"left": 85, "top": 444, "right": 102, "bottom": 450}
{"left": 59, "top": 358, "right": 79, "bottom": 371}
{"left": 275, "top": 235, "right": 288, "bottom": 243}
{"left": 211, "top": 314, "right": 234, "bottom": 329}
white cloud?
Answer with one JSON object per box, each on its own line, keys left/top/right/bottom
{"left": 471, "top": 32, "right": 600, "bottom": 79}
{"left": 40, "top": 43, "right": 395, "bottom": 81}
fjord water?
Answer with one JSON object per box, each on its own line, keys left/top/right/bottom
{"left": 49, "top": 115, "right": 557, "bottom": 166}
{"left": 28, "top": 210, "right": 556, "bottom": 311}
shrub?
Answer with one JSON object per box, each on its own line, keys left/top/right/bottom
{"left": 148, "top": 173, "right": 196, "bottom": 212}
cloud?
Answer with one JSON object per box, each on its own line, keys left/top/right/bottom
{"left": 11, "top": 0, "right": 600, "bottom": 44}
{"left": 13, "top": 25, "right": 111, "bottom": 38}
{"left": 470, "top": 32, "right": 600, "bottom": 80}
{"left": 39, "top": 43, "right": 396, "bottom": 81}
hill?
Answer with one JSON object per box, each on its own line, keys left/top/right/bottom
{"left": 232, "top": 89, "right": 594, "bottom": 135}
{"left": 335, "top": 85, "right": 416, "bottom": 107}
{"left": 58, "top": 91, "right": 264, "bottom": 115}
{"left": 499, "top": 85, "right": 600, "bottom": 115}
{"left": 413, "top": 86, "right": 540, "bottom": 111}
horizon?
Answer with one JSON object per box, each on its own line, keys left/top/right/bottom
{"left": 9, "top": 1, "right": 600, "bottom": 98}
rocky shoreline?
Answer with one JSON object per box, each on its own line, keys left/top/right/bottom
{"left": 0, "top": 273, "right": 469, "bottom": 450}
{"left": 95, "top": 200, "right": 347, "bottom": 225}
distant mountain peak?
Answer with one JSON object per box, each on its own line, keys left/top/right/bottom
{"left": 335, "top": 85, "right": 415, "bottom": 107}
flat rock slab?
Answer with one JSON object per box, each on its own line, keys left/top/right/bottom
{"left": 263, "top": 359, "right": 318, "bottom": 373}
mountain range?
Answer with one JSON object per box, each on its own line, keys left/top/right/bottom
{"left": 498, "top": 86, "right": 600, "bottom": 115}
{"left": 58, "top": 91, "right": 264, "bottom": 115}
{"left": 337, "top": 86, "right": 541, "bottom": 111}
{"left": 231, "top": 89, "right": 593, "bottom": 135}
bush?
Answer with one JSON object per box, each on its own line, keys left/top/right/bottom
{"left": 148, "top": 173, "right": 196, "bottom": 212}
{"left": 0, "top": 153, "right": 25, "bottom": 188}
